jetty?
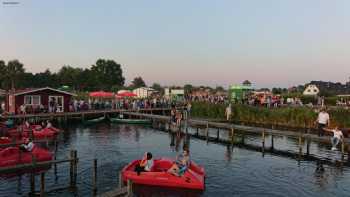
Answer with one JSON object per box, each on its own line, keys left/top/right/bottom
{"left": 124, "top": 112, "right": 350, "bottom": 159}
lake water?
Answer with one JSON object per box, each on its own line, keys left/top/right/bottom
{"left": 1, "top": 122, "right": 350, "bottom": 197}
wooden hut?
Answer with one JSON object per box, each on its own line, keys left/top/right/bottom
{"left": 6, "top": 87, "right": 76, "bottom": 114}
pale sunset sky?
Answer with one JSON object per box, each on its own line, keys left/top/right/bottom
{"left": 1, "top": 0, "right": 349, "bottom": 88}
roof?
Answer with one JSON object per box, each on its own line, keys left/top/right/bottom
{"left": 11, "top": 87, "right": 76, "bottom": 96}
{"left": 133, "top": 87, "right": 155, "bottom": 91}
{"left": 230, "top": 85, "right": 253, "bottom": 90}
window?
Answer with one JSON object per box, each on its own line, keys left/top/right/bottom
{"left": 24, "top": 95, "right": 41, "bottom": 105}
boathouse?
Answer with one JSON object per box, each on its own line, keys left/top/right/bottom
{"left": 6, "top": 87, "right": 76, "bottom": 114}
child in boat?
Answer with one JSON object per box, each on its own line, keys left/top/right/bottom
{"left": 20, "top": 138, "right": 34, "bottom": 152}
{"left": 168, "top": 148, "right": 190, "bottom": 176}
{"left": 24, "top": 120, "right": 31, "bottom": 129}
{"left": 135, "top": 152, "right": 154, "bottom": 175}
{"left": 324, "top": 126, "right": 344, "bottom": 151}
{"left": 46, "top": 120, "right": 53, "bottom": 129}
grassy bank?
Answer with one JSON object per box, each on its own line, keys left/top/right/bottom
{"left": 191, "top": 102, "right": 350, "bottom": 128}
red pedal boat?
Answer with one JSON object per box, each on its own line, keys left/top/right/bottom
{"left": 122, "top": 158, "right": 205, "bottom": 190}
{"left": 8, "top": 128, "right": 57, "bottom": 139}
{"left": 0, "top": 137, "right": 12, "bottom": 145}
{"left": 0, "top": 146, "right": 52, "bottom": 168}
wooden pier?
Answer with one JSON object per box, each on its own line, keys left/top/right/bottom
{"left": 124, "top": 112, "right": 350, "bottom": 159}
{"left": 1, "top": 108, "right": 172, "bottom": 121}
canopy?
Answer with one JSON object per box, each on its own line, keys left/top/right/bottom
{"left": 89, "top": 91, "right": 114, "bottom": 98}
{"left": 116, "top": 92, "right": 137, "bottom": 98}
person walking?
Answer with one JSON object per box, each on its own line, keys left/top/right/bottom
{"left": 316, "top": 108, "right": 330, "bottom": 137}
{"left": 324, "top": 126, "right": 343, "bottom": 151}
{"left": 225, "top": 104, "right": 232, "bottom": 121}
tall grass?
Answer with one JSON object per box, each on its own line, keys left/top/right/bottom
{"left": 191, "top": 102, "right": 350, "bottom": 128}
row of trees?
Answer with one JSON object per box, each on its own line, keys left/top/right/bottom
{"left": 0, "top": 59, "right": 149, "bottom": 92}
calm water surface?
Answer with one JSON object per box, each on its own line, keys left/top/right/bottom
{"left": 0, "top": 122, "right": 350, "bottom": 197}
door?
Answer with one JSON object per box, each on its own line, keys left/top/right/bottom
{"left": 49, "top": 96, "right": 64, "bottom": 112}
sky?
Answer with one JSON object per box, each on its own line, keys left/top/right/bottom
{"left": 1, "top": 0, "right": 350, "bottom": 88}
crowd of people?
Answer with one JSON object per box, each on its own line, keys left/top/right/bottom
{"left": 185, "top": 95, "right": 227, "bottom": 105}
{"left": 69, "top": 97, "right": 173, "bottom": 112}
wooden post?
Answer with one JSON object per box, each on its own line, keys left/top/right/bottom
{"left": 306, "top": 137, "right": 310, "bottom": 156}
{"left": 30, "top": 173, "right": 35, "bottom": 196}
{"left": 271, "top": 135, "right": 274, "bottom": 150}
{"left": 127, "top": 179, "right": 133, "bottom": 196}
{"left": 118, "top": 172, "right": 122, "bottom": 189}
{"left": 241, "top": 131, "right": 245, "bottom": 144}
{"left": 298, "top": 135, "right": 302, "bottom": 157}
{"left": 206, "top": 122, "right": 209, "bottom": 142}
{"left": 262, "top": 130, "right": 265, "bottom": 153}
{"left": 92, "top": 159, "right": 97, "bottom": 196}
{"left": 73, "top": 150, "right": 78, "bottom": 186}
{"left": 341, "top": 141, "right": 345, "bottom": 160}
{"left": 40, "top": 173, "right": 45, "bottom": 197}
{"left": 216, "top": 128, "right": 220, "bottom": 141}
{"left": 54, "top": 154, "right": 57, "bottom": 175}
{"left": 70, "top": 150, "right": 74, "bottom": 188}
{"left": 230, "top": 128, "right": 234, "bottom": 145}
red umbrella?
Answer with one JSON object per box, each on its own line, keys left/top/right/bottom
{"left": 116, "top": 91, "right": 137, "bottom": 98}
{"left": 89, "top": 91, "right": 114, "bottom": 98}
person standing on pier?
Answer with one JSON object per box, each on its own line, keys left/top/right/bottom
{"left": 324, "top": 127, "right": 343, "bottom": 151}
{"left": 225, "top": 104, "right": 232, "bottom": 121}
{"left": 186, "top": 102, "right": 192, "bottom": 119}
{"left": 316, "top": 108, "right": 330, "bottom": 136}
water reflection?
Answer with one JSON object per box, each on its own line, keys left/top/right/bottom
{"left": 1, "top": 123, "right": 350, "bottom": 197}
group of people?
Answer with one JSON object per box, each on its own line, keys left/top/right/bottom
{"left": 186, "top": 95, "right": 227, "bottom": 105}
{"left": 69, "top": 97, "right": 173, "bottom": 112}
{"left": 134, "top": 148, "right": 191, "bottom": 177}
{"left": 316, "top": 108, "right": 344, "bottom": 151}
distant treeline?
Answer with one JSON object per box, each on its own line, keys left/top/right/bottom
{"left": 0, "top": 59, "right": 125, "bottom": 91}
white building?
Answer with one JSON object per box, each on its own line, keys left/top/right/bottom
{"left": 133, "top": 87, "right": 155, "bottom": 98}
{"left": 303, "top": 84, "right": 320, "bottom": 96}
{"left": 164, "top": 88, "right": 184, "bottom": 98}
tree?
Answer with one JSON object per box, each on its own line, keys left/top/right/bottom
{"left": 91, "top": 59, "right": 125, "bottom": 90}
{"left": 0, "top": 60, "right": 6, "bottom": 89}
{"left": 6, "top": 60, "right": 25, "bottom": 90}
{"left": 215, "top": 86, "right": 225, "bottom": 92}
{"left": 130, "top": 76, "right": 146, "bottom": 88}
{"left": 57, "top": 66, "right": 84, "bottom": 90}
{"left": 184, "top": 84, "right": 193, "bottom": 94}
{"left": 151, "top": 83, "right": 162, "bottom": 91}
{"left": 242, "top": 80, "right": 252, "bottom": 86}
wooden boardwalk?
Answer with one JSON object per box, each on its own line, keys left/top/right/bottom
{"left": 124, "top": 112, "right": 350, "bottom": 158}
{"left": 0, "top": 108, "right": 171, "bottom": 121}
{"left": 124, "top": 112, "right": 350, "bottom": 143}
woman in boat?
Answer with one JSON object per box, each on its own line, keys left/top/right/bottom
{"left": 168, "top": 148, "right": 190, "bottom": 176}
{"left": 134, "top": 152, "right": 154, "bottom": 175}
{"left": 46, "top": 120, "right": 53, "bottom": 129}
{"left": 20, "top": 138, "right": 34, "bottom": 152}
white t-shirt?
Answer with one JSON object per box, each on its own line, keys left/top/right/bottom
{"left": 226, "top": 106, "right": 232, "bottom": 114}
{"left": 144, "top": 159, "right": 154, "bottom": 171}
{"left": 317, "top": 112, "right": 329, "bottom": 124}
{"left": 332, "top": 129, "right": 343, "bottom": 139}
{"left": 24, "top": 142, "right": 34, "bottom": 152}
